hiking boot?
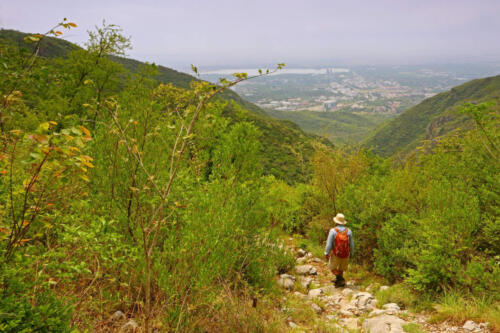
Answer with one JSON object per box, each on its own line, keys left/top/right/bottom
{"left": 334, "top": 275, "right": 346, "bottom": 287}
{"left": 336, "top": 279, "right": 346, "bottom": 287}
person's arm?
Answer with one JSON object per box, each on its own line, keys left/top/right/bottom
{"left": 348, "top": 229, "right": 354, "bottom": 258}
{"left": 324, "top": 228, "right": 336, "bottom": 259}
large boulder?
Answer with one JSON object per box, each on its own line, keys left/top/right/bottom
{"left": 362, "top": 315, "right": 406, "bottom": 333}
{"left": 347, "top": 292, "right": 377, "bottom": 313}
{"left": 295, "top": 265, "right": 317, "bottom": 275}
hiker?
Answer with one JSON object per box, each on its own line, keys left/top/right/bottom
{"left": 324, "top": 213, "right": 354, "bottom": 287}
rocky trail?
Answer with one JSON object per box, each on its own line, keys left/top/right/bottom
{"left": 277, "top": 244, "right": 491, "bottom": 333}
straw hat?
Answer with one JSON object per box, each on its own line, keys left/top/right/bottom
{"left": 333, "top": 213, "right": 347, "bottom": 225}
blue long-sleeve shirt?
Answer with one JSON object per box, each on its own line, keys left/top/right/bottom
{"left": 324, "top": 226, "right": 354, "bottom": 257}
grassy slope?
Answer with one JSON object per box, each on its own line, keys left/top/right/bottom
{"left": 363, "top": 75, "right": 500, "bottom": 156}
{"left": 265, "top": 109, "right": 392, "bottom": 145}
{"left": 0, "top": 29, "right": 328, "bottom": 183}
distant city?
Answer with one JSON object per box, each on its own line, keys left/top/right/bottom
{"left": 200, "top": 64, "right": 500, "bottom": 115}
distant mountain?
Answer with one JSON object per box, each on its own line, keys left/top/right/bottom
{"left": 1, "top": 29, "right": 329, "bottom": 183}
{"left": 363, "top": 75, "right": 500, "bottom": 156}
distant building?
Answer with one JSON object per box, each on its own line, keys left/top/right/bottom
{"left": 323, "top": 99, "right": 337, "bottom": 111}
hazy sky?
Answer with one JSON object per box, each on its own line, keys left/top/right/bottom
{"left": 1, "top": 0, "right": 499, "bottom": 70}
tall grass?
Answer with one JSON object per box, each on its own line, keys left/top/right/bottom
{"left": 431, "top": 291, "right": 500, "bottom": 331}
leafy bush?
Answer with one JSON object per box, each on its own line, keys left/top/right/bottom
{"left": 0, "top": 292, "right": 72, "bottom": 333}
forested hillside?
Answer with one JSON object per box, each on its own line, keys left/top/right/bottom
{"left": 363, "top": 75, "right": 500, "bottom": 156}
{"left": 265, "top": 108, "right": 391, "bottom": 145}
{"left": 0, "top": 21, "right": 498, "bottom": 333}
{"left": 0, "top": 28, "right": 327, "bottom": 183}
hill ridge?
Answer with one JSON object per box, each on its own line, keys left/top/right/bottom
{"left": 0, "top": 28, "right": 329, "bottom": 183}
{"left": 362, "top": 74, "right": 500, "bottom": 156}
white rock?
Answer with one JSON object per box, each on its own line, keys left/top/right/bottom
{"left": 278, "top": 276, "right": 295, "bottom": 290}
{"left": 306, "top": 253, "right": 313, "bottom": 258}
{"left": 382, "top": 303, "right": 401, "bottom": 312}
{"left": 111, "top": 310, "right": 125, "bottom": 322}
{"left": 321, "top": 285, "right": 337, "bottom": 295}
{"left": 350, "top": 291, "right": 376, "bottom": 312}
{"left": 300, "top": 277, "right": 312, "bottom": 289}
{"left": 339, "top": 309, "right": 354, "bottom": 317}
{"left": 379, "top": 285, "right": 390, "bottom": 291}
{"left": 326, "top": 314, "right": 336, "bottom": 321}
{"left": 342, "top": 288, "right": 354, "bottom": 296}
{"left": 289, "top": 321, "right": 299, "bottom": 329}
{"left": 122, "top": 319, "right": 139, "bottom": 332}
{"left": 297, "top": 248, "right": 306, "bottom": 257}
{"left": 308, "top": 288, "right": 324, "bottom": 298}
{"left": 368, "top": 298, "right": 378, "bottom": 309}
{"left": 382, "top": 304, "right": 400, "bottom": 315}
{"left": 293, "top": 291, "right": 307, "bottom": 299}
{"left": 311, "top": 303, "right": 323, "bottom": 314}
{"left": 463, "top": 320, "right": 478, "bottom": 331}
{"left": 321, "top": 295, "right": 337, "bottom": 303}
{"left": 362, "top": 315, "right": 406, "bottom": 333}
{"left": 295, "top": 265, "right": 317, "bottom": 275}
{"left": 478, "top": 322, "right": 489, "bottom": 329}
{"left": 312, "top": 257, "right": 322, "bottom": 263}
{"left": 280, "top": 273, "right": 296, "bottom": 281}
{"left": 368, "top": 309, "right": 387, "bottom": 317}
{"left": 296, "top": 257, "right": 307, "bottom": 264}
{"left": 339, "top": 317, "right": 359, "bottom": 330}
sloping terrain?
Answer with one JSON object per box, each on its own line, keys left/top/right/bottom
{"left": 265, "top": 109, "right": 392, "bottom": 145}
{"left": 276, "top": 241, "right": 491, "bottom": 332}
{"left": 363, "top": 75, "right": 500, "bottom": 156}
{"left": 0, "top": 29, "right": 329, "bottom": 183}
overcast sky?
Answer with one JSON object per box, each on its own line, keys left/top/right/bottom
{"left": 1, "top": 0, "right": 499, "bottom": 70}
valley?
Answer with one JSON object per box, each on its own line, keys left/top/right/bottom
{"left": 1, "top": 2, "right": 499, "bottom": 331}
{"left": 201, "top": 64, "right": 500, "bottom": 145}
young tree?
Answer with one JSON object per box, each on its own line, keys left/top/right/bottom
{"left": 100, "top": 65, "right": 284, "bottom": 331}
{"left": 63, "top": 21, "right": 130, "bottom": 120}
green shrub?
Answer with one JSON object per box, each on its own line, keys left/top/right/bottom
{"left": 0, "top": 292, "right": 72, "bottom": 332}
{"left": 375, "top": 284, "right": 432, "bottom": 312}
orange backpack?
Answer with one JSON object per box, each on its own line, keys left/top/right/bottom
{"left": 333, "top": 227, "right": 350, "bottom": 258}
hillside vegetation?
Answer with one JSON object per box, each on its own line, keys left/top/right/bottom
{"left": 0, "top": 28, "right": 326, "bottom": 183}
{"left": 0, "top": 22, "right": 498, "bottom": 332}
{"left": 265, "top": 108, "right": 391, "bottom": 145}
{"left": 363, "top": 75, "right": 500, "bottom": 156}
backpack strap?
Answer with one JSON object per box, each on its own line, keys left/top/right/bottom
{"left": 335, "top": 227, "right": 348, "bottom": 234}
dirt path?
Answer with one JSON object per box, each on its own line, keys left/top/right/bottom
{"left": 277, "top": 245, "right": 491, "bottom": 333}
